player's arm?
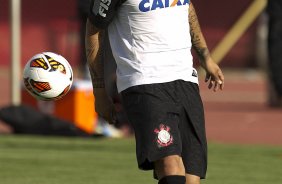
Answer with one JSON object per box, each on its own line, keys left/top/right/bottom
{"left": 189, "top": 2, "right": 224, "bottom": 91}
{"left": 86, "top": 0, "right": 123, "bottom": 84}
{"left": 85, "top": 0, "right": 120, "bottom": 123}
{"left": 86, "top": 19, "right": 115, "bottom": 124}
{"left": 86, "top": 19, "right": 105, "bottom": 88}
{"left": 86, "top": 0, "right": 118, "bottom": 85}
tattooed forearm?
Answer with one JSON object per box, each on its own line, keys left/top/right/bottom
{"left": 85, "top": 19, "right": 105, "bottom": 88}
{"left": 189, "top": 3, "right": 211, "bottom": 65}
{"left": 189, "top": 4, "right": 201, "bottom": 47}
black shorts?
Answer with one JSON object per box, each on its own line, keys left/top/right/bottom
{"left": 121, "top": 80, "right": 207, "bottom": 179}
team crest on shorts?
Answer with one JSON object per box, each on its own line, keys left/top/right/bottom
{"left": 154, "top": 124, "right": 173, "bottom": 147}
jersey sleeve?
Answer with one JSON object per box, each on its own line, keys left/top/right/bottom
{"left": 88, "top": 0, "right": 120, "bottom": 29}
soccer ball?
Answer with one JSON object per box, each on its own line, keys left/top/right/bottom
{"left": 23, "top": 52, "right": 73, "bottom": 101}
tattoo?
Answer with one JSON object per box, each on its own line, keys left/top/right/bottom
{"left": 189, "top": 3, "right": 211, "bottom": 64}
{"left": 189, "top": 5, "right": 201, "bottom": 47}
{"left": 85, "top": 19, "right": 105, "bottom": 88}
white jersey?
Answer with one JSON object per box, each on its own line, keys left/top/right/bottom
{"left": 90, "top": 0, "right": 198, "bottom": 92}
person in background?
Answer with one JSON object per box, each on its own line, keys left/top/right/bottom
{"left": 266, "top": 0, "right": 282, "bottom": 107}
{"left": 86, "top": 0, "right": 224, "bottom": 184}
{"left": 77, "top": 0, "right": 91, "bottom": 79}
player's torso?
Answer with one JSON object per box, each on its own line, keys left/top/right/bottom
{"left": 112, "top": 0, "right": 191, "bottom": 52}
{"left": 107, "top": 0, "right": 197, "bottom": 92}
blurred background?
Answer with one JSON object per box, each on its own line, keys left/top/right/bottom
{"left": 0, "top": 0, "right": 282, "bottom": 183}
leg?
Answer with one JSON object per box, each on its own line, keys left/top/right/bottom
{"left": 121, "top": 82, "right": 188, "bottom": 184}
{"left": 155, "top": 155, "right": 186, "bottom": 184}
{"left": 185, "top": 174, "right": 200, "bottom": 184}
{"left": 154, "top": 155, "right": 185, "bottom": 179}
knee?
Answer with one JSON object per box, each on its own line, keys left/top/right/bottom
{"left": 154, "top": 155, "right": 185, "bottom": 179}
{"left": 185, "top": 174, "right": 200, "bottom": 184}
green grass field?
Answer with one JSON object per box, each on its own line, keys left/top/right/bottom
{"left": 0, "top": 135, "right": 282, "bottom": 184}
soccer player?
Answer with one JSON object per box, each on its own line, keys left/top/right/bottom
{"left": 86, "top": 0, "right": 224, "bottom": 184}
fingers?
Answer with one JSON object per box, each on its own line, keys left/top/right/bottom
{"left": 218, "top": 70, "right": 225, "bottom": 90}
{"left": 205, "top": 73, "right": 210, "bottom": 83}
{"left": 109, "top": 108, "right": 117, "bottom": 124}
{"left": 95, "top": 104, "right": 117, "bottom": 124}
{"left": 106, "top": 109, "right": 117, "bottom": 124}
{"left": 207, "top": 79, "right": 222, "bottom": 92}
{"left": 206, "top": 73, "right": 218, "bottom": 91}
{"left": 205, "top": 70, "right": 224, "bottom": 92}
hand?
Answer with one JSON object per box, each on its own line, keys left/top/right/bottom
{"left": 202, "top": 58, "right": 224, "bottom": 92}
{"left": 93, "top": 88, "right": 116, "bottom": 124}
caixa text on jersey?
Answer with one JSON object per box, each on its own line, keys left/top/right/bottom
{"left": 139, "top": 0, "right": 190, "bottom": 12}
